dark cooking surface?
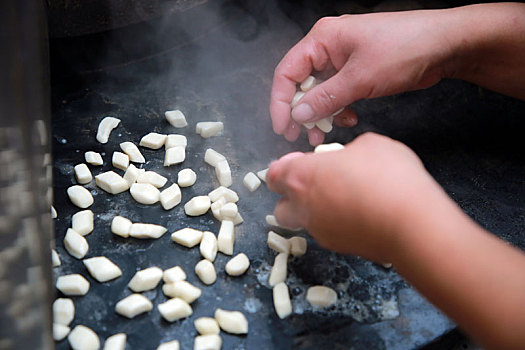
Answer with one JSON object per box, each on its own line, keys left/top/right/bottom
{"left": 50, "top": 1, "right": 525, "bottom": 349}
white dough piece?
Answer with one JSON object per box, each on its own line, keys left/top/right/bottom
{"left": 111, "top": 216, "right": 132, "bottom": 238}
{"left": 265, "top": 215, "right": 279, "bottom": 227}
{"left": 123, "top": 164, "right": 142, "bottom": 186}
{"left": 210, "top": 199, "right": 226, "bottom": 221}
{"left": 85, "top": 151, "right": 103, "bottom": 166}
{"left": 112, "top": 152, "right": 129, "bottom": 171}
{"left": 103, "top": 333, "right": 126, "bottom": 350}
{"left": 208, "top": 186, "right": 238, "bottom": 203}
{"left": 64, "top": 228, "right": 89, "bottom": 259}
{"left": 115, "top": 294, "right": 153, "bottom": 318}
{"left": 160, "top": 183, "right": 182, "bottom": 210}
{"left": 194, "top": 317, "right": 220, "bottom": 335}
{"left": 289, "top": 236, "right": 307, "bottom": 257}
{"left": 95, "top": 171, "right": 129, "bottom": 194}
{"left": 300, "top": 75, "right": 317, "bottom": 92}
{"left": 53, "top": 298, "right": 74, "bottom": 325}
{"left": 74, "top": 164, "right": 93, "bottom": 184}
{"left": 194, "top": 259, "right": 216, "bottom": 285}
{"left": 306, "top": 286, "right": 338, "bottom": 307}
{"left": 291, "top": 91, "right": 305, "bottom": 108}
{"left": 243, "top": 172, "right": 261, "bottom": 192}
{"left": 267, "top": 231, "right": 290, "bottom": 254}
{"left": 128, "top": 267, "right": 163, "bottom": 292}
{"left": 130, "top": 183, "right": 160, "bottom": 205}
{"left": 171, "top": 228, "right": 203, "bottom": 248}
{"left": 219, "top": 202, "right": 237, "bottom": 220}
{"left": 269, "top": 253, "right": 288, "bottom": 287}
{"left": 200, "top": 231, "right": 218, "bottom": 262}
{"left": 67, "top": 185, "right": 94, "bottom": 209}
{"left": 164, "top": 146, "right": 185, "bottom": 166}
{"left": 96, "top": 116, "right": 121, "bottom": 144}
{"left": 303, "top": 122, "right": 316, "bottom": 129}
{"left": 314, "top": 142, "right": 345, "bottom": 154}
{"left": 129, "top": 223, "right": 167, "bottom": 239}
{"left": 156, "top": 340, "right": 180, "bottom": 350}
{"left": 140, "top": 132, "right": 167, "bottom": 149}
{"left": 53, "top": 323, "right": 70, "bottom": 341}
{"left": 214, "top": 308, "right": 248, "bottom": 335}
{"left": 165, "top": 110, "right": 188, "bottom": 128}
{"left": 233, "top": 213, "right": 244, "bottom": 226}
{"left": 83, "top": 256, "right": 122, "bottom": 283}
{"left": 177, "top": 168, "right": 196, "bottom": 187}
{"left": 196, "top": 122, "right": 224, "bottom": 138}
{"left": 163, "top": 266, "right": 186, "bottom": 283}
{"left": 382, "top": 263, "right": 393, "bottom": 269}
{"left": 137, "top": 171, "right": 168, "bottom": 188}
{"left": 194, "top": 335, "right": 222, "bottom": 350}
{"left": 68, "top": 325, "right": 100, "bottom": 350}
{"left": 52, "top": 249, "right": 61, "bottom": 267}
{"left": 72, "top": 210, "right": 94, "bottom": 236}
{"left": 158, "top": 298, "right": 192, "bottom": 322}
{"left": 184, "top": 196, "right": 211, "bottom": 216}
{"left": 165, "top": 134, "right": 187, "bottom": 149}
{"left": 120, "top": 141, "right": 145, "bottom": 163}
{"left": 257, "top": 168, "right": 268, "bottom": 182}
{"left": 273, "top": 282, "right": 292, "bottom": 319}
{"left": 204, "top": 148, "right": 226, "bottom": 167}
{"left": 215, "top": 159, "right": 232, "bottom": 187}
{"left": 162, "top": 280, "right": 202, "bottom": 303}
{"left": 225, "top": 253, "right": 250, "bottom": 276}
{"left": 315, "top": 116, "right": 333, "bottom": 133}
{"left": 56, "top": 274, "right": 90, "bottom": 296}
{"left": 217, "top": 220, "right": 234, "bottom": 255}
{"left": 51, "top": 205, "right": 58, "bottom": 219}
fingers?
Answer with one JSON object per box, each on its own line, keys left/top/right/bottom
{"left": 267, "top": 152, "right": 306, "bottom": 195}
{"left": 273, "top": 197, "right": 304, "bottom": 229}
{"left": 307, "top": 127, "right": 325, "bottom": 146}
{"left": 333, "top": 109, "right": 358, "bottom": 127}
{"left": 283, "top": 120, "right": 302, "bottom": 142}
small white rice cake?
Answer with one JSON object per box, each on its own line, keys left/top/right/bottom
{"left": 265, "top": 215, "right": 302, "bottom": 231}
{"left": 158, "top": 298, "right": 192, "bottom": 322}
{"left": 194, "top": 317, "right": 220, "bottom": 335}
{"left": 103, "top": 333, "right": 126, "bottom": 350}
{"left": 210, "top": 198, "right": 226, "bottom": 221}
{"left": 163, "top": 266, "right": 186, "bottom": 283}
{"left": 289, "top": 236, "right": 307, "bottom": 257}
{"left": 156, "top": 340, "right": 180, "bottom": 350}
{"left": 68, "top": 325, "right": 100, "bottom": 350}
{"left": 204, "top": 148, "right": 226, "bottom": 167}
{"left": 267, "top": 231, "right": 290, "bottom": 254}
{"left": 257, "top": 168, "right": 268, "bottom": 182}
{"left": 300, "top": 75, "right": 317, "bottom": 92}
{"left": 315, "top": 116, "right": 333, "bottom": 133}
{"left": 56, "top": 274, "right": 90, "bottom": 296}
{"left": 162, "top": 280, "right": 201, "bottom": 303}
{"left": 215, "top": 159, "right": 232, "bottom": 187}
{"left": 111, "top": 216, "right": 132, "bottom": 238}
{"left": 137, "top": 171, "right": 167, "bottom": 188}
{"left": 51, "top": 205, "right": 58, "bottom": 219}
{"left": 95, "top": 171, "right": 129, "bottom": 194}
{"left": 164, "top": 146, "right": 186, "bottom": 166}
{"left": 306, "top": 286, "right": 338, "bottom": 307}
{"left": 200, "top": 231, "right": 217, "bottom": 262}
{"left": 96, "top": 116, "right": 120, "bottom": 144}
{"left": 214, "top": 308, "right": 248, "bottom": 335}
{"left": 85, "top": 151, "right": 103, "bottom": 166}
{"left": 217, "top": 220, "right": 234, "bottom": 255}
{"left": 130, "top": 183, "right": 160, "bottom": 205}
{"left": 208, "top": 186, "right": 238, "bottom": 203}
{"left": 74, "top": 164, "right": 92, "bottom": 184}
{"left": 115, "top": 293, "right": 153, "bottom": 318}
{"left": 112, "top": 151, "right": 129, "bottom": 171}
{"left": 219, "top": 202, "right": 237, "bottom": 220}
{"left": 64, "top": 228, "right": 89, "bottom": 259}
{"left": 52, "top": 249, "right": 61, "bottom": 267}
{"left": 165, "top": 134, "right": 187, "bottom": 149}
{"left": 83, "top": 256, "right": 122, "bottom": 283}
{"left": 120, "top": 141, "right": 145, "bottom": 163}
{"left": 165, "top": 110, "right": 188, "bottom": 128}
{"left": 184, "top": 196, "right": 211, "bottom": 216}
{"left": 303, "top": 122, "right": 316, "bottom": 129}
{"left": 140, "top": 132, "right": 167, "bottom": 149}
{"left": 160, "top": 183, "right": 182, "bottom": 210}
{"left": 269, "top": 253, "right": 288, "bottom": 287}
{"left": 233, "top": 213, "right": 244, "bottom": 226}
{"left": 291, "top": 91, "right": 305, "bottom": 108}
{"left": 53, "top": 323, "right": 70, "bottom": 342}
{"left": 194, "top": 259, "right": 216, "bottom": 285}
{"left": 196, "top": 122, "right": 224, "bottom": 138}
{"left": 128, "top": 267, "right": 163, "bottom": 292}
{"left": 194, "top": 335, "right": 221, "bottom": 350}
{"left": 129, "top": 223, "right": 167, "bottom": 239}
{"left": 67, "top": 185, "right": 93, "bottom": 209}
{"left": 53, "top": 298, "right": 74, "bottom": 325}
{"left": 177, "top": 168, "right": 196, "bottom": 187}
{"left": 243, "top": 172, "right": 261, "bottom": 192}
{"left": 171, "top": 228, "right": 203, "bottom": 248}
{"left": 273, "top": 282, "right": 292, "bottom": 319}
{"left": 225, "top": 253, "right": 250, "bottom": 276}
{"left": 314, "top": 142, "right": 345, "bottom": 154}
{"left": 123, "top": 164, "right": 142, "bottom": 186}
{"left": 72, "top": 210, "right": 94, "bottom": 236}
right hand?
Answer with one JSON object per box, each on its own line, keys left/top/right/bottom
{"left": 270, "top": 10, "right": 455, "bottom": 145}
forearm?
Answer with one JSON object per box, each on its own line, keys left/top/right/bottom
{"left": 392, "top": 181, "right": 525, "bottom": 349}
{"left": 442, "top": 3, "right": 525, "bottom": 99}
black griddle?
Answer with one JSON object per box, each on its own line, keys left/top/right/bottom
{"left": 50, "top": 1, "right": 525, "bottom": 349}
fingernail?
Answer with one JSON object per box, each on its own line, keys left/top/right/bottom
{"left": 291, "top": 103, "right": 315, "bottom": 123}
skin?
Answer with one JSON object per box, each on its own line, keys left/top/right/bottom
{"left": 268, "top": 3, "right": 525, "bottom": 349}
